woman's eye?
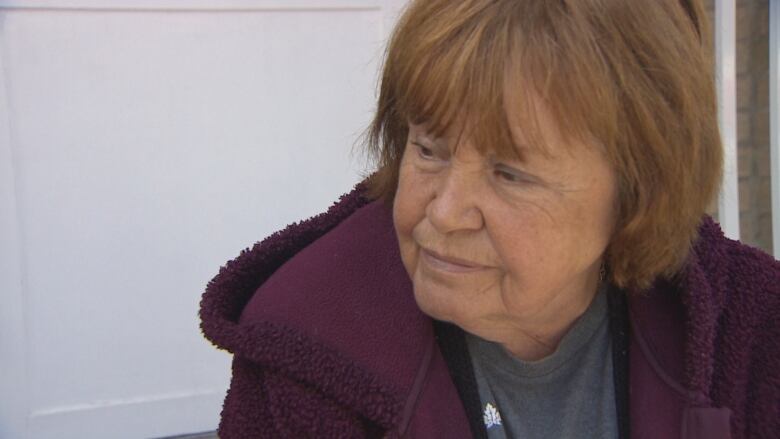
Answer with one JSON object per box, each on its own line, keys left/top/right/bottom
{"left": 494, "top": 167, "right": 527, "bottom": 184}
{"left": 414, "top": 143, "right": 436, "bottom": 160}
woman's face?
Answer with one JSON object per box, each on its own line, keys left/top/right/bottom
{"left": 393, "top": 99, "right": 618, "bottom": 347}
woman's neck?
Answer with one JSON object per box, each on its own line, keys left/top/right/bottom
{"left": 492, "top": 275, "right": 602, "bottom": 362}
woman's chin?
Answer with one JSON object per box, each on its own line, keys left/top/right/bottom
{"left": 411, "top": 284, "right": 467, "bottom": 325}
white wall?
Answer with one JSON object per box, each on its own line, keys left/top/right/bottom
{"left": 0, "top": 1, "right": 407, "bottom": 437}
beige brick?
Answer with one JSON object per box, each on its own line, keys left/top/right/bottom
{"left": 756, "top": 176, "right": 772, "bottom": 211}
{"left": 752, "top": 35, "right": 769, "bottom": 73}
{"left": 736, "top": 2, "right": 754, "bottom": 42}
{"left": 756, "top": 1, "right": 769, "bottom": 38}
{"left": 754, "top": 109, "right": 769, "bottom": 147}
{"left": 737, "top": 112, "right": 752, "bottom": 146}
{"left": 738, "top": 146, "right": 753, "bottom": 177}
{"left": 756, "top": 71, "right": 769, "bottom": 109}
{"left": 740, "top": 210, "right": 757, "bottom": 243}
{"left": 756, "top": 212, "right": 774, "bottom": 254}
{"left": 739, "top": 178, "right": 753, "bottom": 212}
{"left": 756, "top": 143, "right": 771, "bottom": 177}
{"left": 737, "top": 75, "right": 753, "bottom": 110}
{"left": 737, "top": 42, "right": 751, "bottom": 76}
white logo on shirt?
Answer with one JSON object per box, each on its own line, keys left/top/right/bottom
{"left": 483, "top": 403, "right": 503, "bottom": 429}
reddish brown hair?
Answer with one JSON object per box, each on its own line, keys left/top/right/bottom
{"left": 363, "top": 0, "right": 722, "bottom": 291}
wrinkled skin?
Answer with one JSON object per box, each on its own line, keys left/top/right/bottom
{"left": 393, "top": 98, "right": 618, "bottom": 361}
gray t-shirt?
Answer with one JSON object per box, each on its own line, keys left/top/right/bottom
{"left": 466, "top": 287, "right": 618, "bottom": 439}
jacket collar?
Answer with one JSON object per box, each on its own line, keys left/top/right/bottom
{"left": 627, "top": 217, "right": 735, "bottom": 438}
{"left": 200, "top": 185, "right": 431, "bottom": 431}
{"left": 628, "top": 216, "right": 729, "bottom": 406}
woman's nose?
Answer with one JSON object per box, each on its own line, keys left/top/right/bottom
{"left": 426, "top": 168, "right": 485, "bottom": 234}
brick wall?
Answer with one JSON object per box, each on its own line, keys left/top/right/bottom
{"left": 736, "top": 0, "right": 772, "bottom": 253}
{"left": 705, "top": 0, "right": 772, "bottom": 253}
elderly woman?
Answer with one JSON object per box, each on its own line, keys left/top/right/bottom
{"left": 200, "top": 0, "right": 779, "bottom": 438}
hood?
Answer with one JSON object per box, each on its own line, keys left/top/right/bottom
{"left": 627, "top": 216, "right": 780, "bottom": 438}
{"left": 632, "top": 217, "right": 779, "bottom": 400}
{"left": 199, "top": 183, "right": 434, "bottom": 432}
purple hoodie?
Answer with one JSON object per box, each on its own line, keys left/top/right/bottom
{"left": 199, "top": 184, "right": 779, "bottom": 438}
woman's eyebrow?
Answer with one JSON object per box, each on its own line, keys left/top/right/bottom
{"left": 413, "top": 131, "right": 448, "bottom": 147}
{"left": 489, "top": 146, "right": 528, "bottom": 164}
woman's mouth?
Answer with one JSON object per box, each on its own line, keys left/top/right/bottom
{"left": 421, "top": 248, "right": 487, "bottom": 273}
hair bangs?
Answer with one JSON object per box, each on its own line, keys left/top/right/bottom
{"left": 391, "top": 4, "right": 556, "bottom": 163}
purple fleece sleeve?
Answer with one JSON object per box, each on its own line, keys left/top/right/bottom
{"left": 744, "top": 312, "right": 780, "bottom": 439}
{"left": 218, "top": 356, "right": 368, "bottom": 438}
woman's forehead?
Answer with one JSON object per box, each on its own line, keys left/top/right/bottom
{"left": 407, "top": 90, "right": 569, "bottom": 162}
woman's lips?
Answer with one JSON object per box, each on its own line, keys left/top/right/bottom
{"left": 421, "top": 248, "right": 487, "bottom": 273}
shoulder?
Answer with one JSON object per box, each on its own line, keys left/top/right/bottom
{"left": 200, "top": 184, "right": 435, "bottom": 428}
{"left": 688, "top": 218, "right": 780, "bottom": 436}
{"left": 691, "top": 217, "right": 780, "bottom": 329}
{"left": 238, "top": 197, "right": 431, "bottom": 378}
{"left": 241, "top": 197, "right": 405, "bottom": 323}
{"left": 199, "top": 183, "right": 373, "bottom": 357}
{"left": 628, "top": 217, "right": 779, "bottom": 436}
{"left": 699, "top": 215, "right": 779, "bottom": 270}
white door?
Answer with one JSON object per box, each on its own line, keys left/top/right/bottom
{"left": 0, "top": 1, "right": 409, "bottom": 438}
